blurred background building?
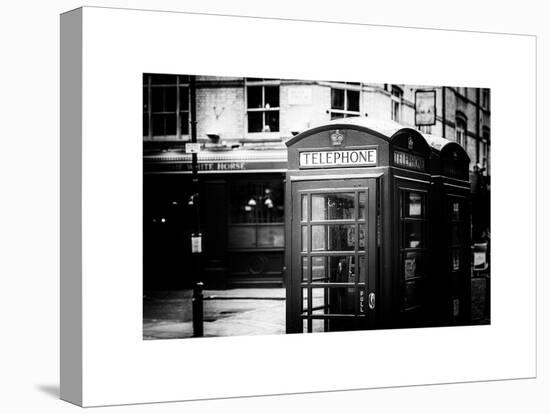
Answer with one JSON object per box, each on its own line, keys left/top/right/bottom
{"left": 143, "top": 74, "right": 490, "bottom": 290}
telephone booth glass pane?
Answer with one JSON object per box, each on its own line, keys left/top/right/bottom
{"left": 358, "top": 256, "right": 366, "bottom": 283}
{"left": 451, "top": 248, "right": 462, "bottom": 271}
{"left": 311, "top": 224, "right": 355, "bottom": 251}
{"left": 451, "top": 223, "right": 464, "bottom": 245}
{"left": 404, "top": 281, "right": 423, "bottom": 309}
{"left": 301, "top": 226, "right": 308, "bottom": 252}
{"left": 403, "top": 192, "right": 425, "bottom": 218}
{"left": 311, "top": 256, "right": 326, "bottom": 281}
{"left": 297, "top": 184, "right": 374, "bottom": 334}
{"left": 311, "top": 320, "right": 326, "bottom": 333}
{"left": 403, "top": 251, "right": 425, "bottom": 280}
{"left": 302, "top": 288, "right": 308, "bottom": 313}
{"left": 400, "top": 190, "right": 429, "bottom": 314}
{"left": 358, "top": 224, "right": 367, "bottom": 250}
{"left": 311, "top": 288, "right": 325, "bottom": 314}
{"left": 311, "top": 193, "right": 355, "bottom": 220}
{"left": 358, "top": 192, "right": 367, "bottom": 219}
{"left": 310, "top": 287, "right": 356, "bottom": 315}
{"left": 327, "top": 255, "right": 356, "bottom": 283}
{"left": 301, "top": 194, "right": 308, "bottom": 221}
{"left": 451, "top": 200, "right": 462, "bottom": 221}
{"left": 404, "top": 221, "right": 424, "bottom": 248}
{"left": 301, "top": 257, "right": 309, "bottom": 281}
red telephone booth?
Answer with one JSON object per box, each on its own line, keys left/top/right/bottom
{"left": 425, "top": 135, "right": 472, "bottom": 325}
{"left": 285, "top": 118, "right": 434, "bottom": 333}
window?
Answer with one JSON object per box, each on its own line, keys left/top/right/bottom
{"left": 447, "top": 197, "right": 467, "bottom": 274}
{"left": 481, "top": 89, "right": 490, "bottom": 111}
{"left": 399, "top": 190, "right": 428, "bottom": 311}
{"left": 229, "top": 179, "right": 284, "bottom": 224}
{"left": 482, "top": 127, "right": 490, "bottom": 173}
{"left": 228, "top": 179, "right": 284, "bottom": 249}
{"left": 455, "top": 115, "right": 467, "bottom": 147}
{"left": 419, "top": 125, "right": 432, "bottom": 134}
{"left": 391, "top": 85, "right": 403, "bottom": 122}
{"left": 246, "top": 78, "right": 280, "bottom": 133}
{"left": 330, "top": 82, "right": 361, "bottom": 120}
{"left": 143, "top": 74, "right": 190, "bottom": 139}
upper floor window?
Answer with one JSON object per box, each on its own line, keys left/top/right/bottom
{"left": 246, "top": 78, "right": 280, "bottom": 133}
{"left": 419, "top": 125, "right": 432, "bottom": 134}
{"left": 330, "top": 82, "right": 361, "bottom": 120}
{"left": 391, "top": 85, "right": 403, "bottom": 122}
{"left": 481, "top": 126, "right": 490, "bottom": 173}
{"left": 143, "top": 74, "right": 190, "bottom": 139}
{"left": 481, "top": 89, "right": 490, "bottom": 111}
{"left": 455, "top": 115, "right": 467, "bottom": 147}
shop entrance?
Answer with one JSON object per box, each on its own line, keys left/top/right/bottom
{"left": 289, "top": 177, "right": 378, "bottom": 333}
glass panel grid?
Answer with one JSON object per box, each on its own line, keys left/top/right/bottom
{"left": 299, "top": 188, "right": 370, "bottom": 333}
{"left": 399, "top": 190, "right": 429, "bottom": 312}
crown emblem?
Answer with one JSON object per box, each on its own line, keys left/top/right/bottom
{"left": 330, "top": 130, "right": 344, "bottom": 146}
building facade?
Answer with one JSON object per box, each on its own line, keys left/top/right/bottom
{"left": 143, "top": 74, "right": 490, "bottom": 290}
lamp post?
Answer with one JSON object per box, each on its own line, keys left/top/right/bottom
{"left": 189, "top": 75, "right": 204, "bottom": 337}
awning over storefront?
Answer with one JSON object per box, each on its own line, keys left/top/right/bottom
{"left": 144, "top": 147, "right": 288, "bottom": 173}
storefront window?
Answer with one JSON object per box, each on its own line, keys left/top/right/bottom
{"left": 230, "top": 180, "right": 284, "bottom": 224}
{"left": 228, "top": 179, "right": 284, "bottom": 249}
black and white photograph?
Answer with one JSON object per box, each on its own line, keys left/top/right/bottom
{"left": 142, "top": 74, "right": 491, "bottom": 339}
{"left": 3, "top": 0, "right": 537, "bottom": 409}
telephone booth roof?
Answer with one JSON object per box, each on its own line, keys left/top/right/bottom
{"left": 286, "top": 117, "right": 427, "bottom": 147}
{"left": 424, "top": 134, "right": 470, "bottom": 163}
{"left": 424, "top": 133, "right": 470, "bottom": 182}
{"left": 285, "top": 117, "right": 432, "bottom": 172}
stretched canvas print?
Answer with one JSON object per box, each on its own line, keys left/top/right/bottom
{"left": 142, "top": 74, "right": 491, "bottom": 339}
{"left": 60, "top": 6, "right": 536, "bottom": 407}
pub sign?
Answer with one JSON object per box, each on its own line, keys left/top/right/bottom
{"left": 415, "top": 90, "right": 436, "bottom": 126}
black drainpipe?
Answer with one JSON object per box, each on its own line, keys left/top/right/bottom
{"left": 441, "top": 86, "right": 446, "bottom": 138}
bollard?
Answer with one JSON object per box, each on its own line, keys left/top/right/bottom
{"left": 192, "top": 281, "right": 204, "bottom": 337}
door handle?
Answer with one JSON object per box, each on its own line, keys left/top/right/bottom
{"left": 368, "top": 292, "right": 375, "bottom": 310}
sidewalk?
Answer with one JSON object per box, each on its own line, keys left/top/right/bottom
{"left": 143, "top": 288, "right": 285, "bottom": 340}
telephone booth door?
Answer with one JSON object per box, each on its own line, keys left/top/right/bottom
{"left": 288, "top": 177, "right": 378, "bottom": 333}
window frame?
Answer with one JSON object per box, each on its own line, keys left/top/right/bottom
{"left": 329, "top": 82, "right": 362, "bottom": 119}
{"left": 398, "top": 187, "right": 430, "bottom": 312}
{"left": 143, "top": 74, "right": 190, "bottom": 141}
{"left": 456, "top": 87, "right": 467, "bottom": 97}
{"left": 481, "top": 89, "right": 490, "bottom": 111}
{"left": 227, "top": 178, "right": 285, "bottom": 251}
{"left": 482, "top": 126, "right": 490, "bottom": 172}
{"left": 245, "top": 78, "right": 281, "bottom": 135}
{"left": 455, "top": 114, "right": 467, "bottom": 148}
{"left": 391, "top": 85, "right": 403, "bottom": 122}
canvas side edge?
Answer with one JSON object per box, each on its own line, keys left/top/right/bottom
{"left": 60, "top": 7, "right": 83, "bottom": 407}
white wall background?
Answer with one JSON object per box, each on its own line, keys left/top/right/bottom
{"left": 0, "top": 0, "right": 548, "bottom": 413}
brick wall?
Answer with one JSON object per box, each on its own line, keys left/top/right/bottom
{"left": 196, "top": 86, "right": 244, "bottom": 142}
